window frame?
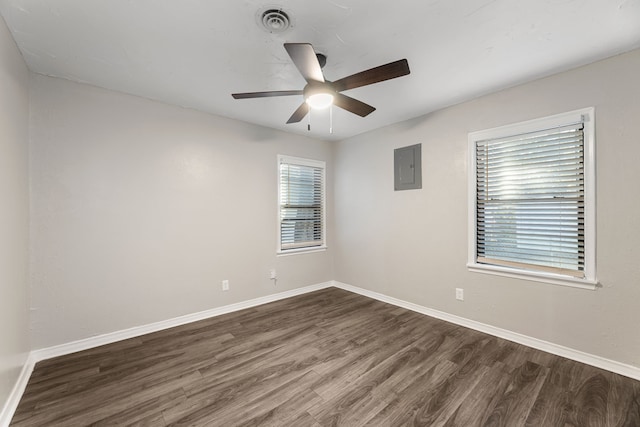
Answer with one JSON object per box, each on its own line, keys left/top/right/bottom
{"left": 277, "top": 155, "right": 327, "bottom": 255}
{"left": 467, "top": 108, "right": 597, "bottom": 289}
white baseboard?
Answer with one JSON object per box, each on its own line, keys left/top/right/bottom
{"left": 0, "top": 353, "right": 36, "bottom": 427}
{"left": 1, "top": 281, "right": 332, "bottom": 426}
{"left": 32, "top": 281, "right": 333, "bottom": 362}
{"left": 331, "top": 281, "right": 640, "bottom": 381}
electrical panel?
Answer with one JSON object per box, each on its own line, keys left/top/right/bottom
{"left": 394, "top": 143, "right": 422, "bottom": 191}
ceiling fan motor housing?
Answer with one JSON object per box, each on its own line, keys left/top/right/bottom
{"left": 303, "top": 82, "right": 334, "bottom": 99}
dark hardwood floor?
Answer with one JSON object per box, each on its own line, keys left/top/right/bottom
{"left": 10, "top": 288, "right": 640, "bottom": 426}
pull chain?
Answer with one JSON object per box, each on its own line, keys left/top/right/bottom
{"left": 305, "top": 107, "right": 336, "bottom": 134}
{"left": 330, "top": 105, "right": 333, "bottom": 134}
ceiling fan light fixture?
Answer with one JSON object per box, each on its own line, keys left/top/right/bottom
{"left": 304, "top": 85, "right": 334, "bottom": 109}
{"left": 306, "top": 92, "right": 334, "bottom": 109}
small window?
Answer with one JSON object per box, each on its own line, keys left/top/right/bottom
{"left": 468, "top": 108, "right": 596, "bottom": 289}
{"left": 278, "top": 155, "right": 326, "bottom": 254}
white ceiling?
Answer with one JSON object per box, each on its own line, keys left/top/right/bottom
{"left": 1, "top": 0, "right": 639, "bottom": 141}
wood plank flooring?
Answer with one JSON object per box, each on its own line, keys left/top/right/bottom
{"left": 10, "top": 288, "right": 640, "bottom": 426}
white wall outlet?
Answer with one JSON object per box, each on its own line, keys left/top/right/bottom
{"left": 455, "top": 288, "right": 464, "bottom": 301}
{"left": 270, "top": 269, "right": 277, "bottom": 280}
{"left": 222, "top": 279, "right": 229, "bottom": 291}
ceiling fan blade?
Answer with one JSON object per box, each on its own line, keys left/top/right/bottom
{"left": 286, "top": 102, "right": 310, "bottom": 124}
{"left": 333, "top": 93, "right": 376, "bottom": 117}
{"left": 232, "top": 90, "right": 302, "bottom": 99}
{"left": 332, "top": 59, "right": 410, "bottom": 92}
{"left": 284, "top": 43, "right": 325, "bottom": 83}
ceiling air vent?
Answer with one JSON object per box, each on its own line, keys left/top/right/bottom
{"left": 259, "top": 8, "right": 292, "bottom": 33}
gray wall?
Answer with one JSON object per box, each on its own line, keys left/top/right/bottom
{"left": 29, "top": 74, "right": 335, "bottom": 349}
{"left": 0, "top": 15, "right": 30, "bottom": 408}
{"left": 334, "top": 49, "right": 640, "bottom": 368}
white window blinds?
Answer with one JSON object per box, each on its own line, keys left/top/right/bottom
{"left": 278, "top": 156, "right": 325, "bottom": 252}
{"left": 475, "top": 121, "right": 586, "bottom": 277}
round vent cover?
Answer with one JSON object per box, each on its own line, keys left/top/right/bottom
{"left": 259, "top": 8, "right": 292, "bottom": 33}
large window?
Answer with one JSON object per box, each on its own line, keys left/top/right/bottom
{"left": 468, "top": 108, "right": 596, "bottom": 289}
{"left": 278, "top": 155, "right": 326, "bottom": 254}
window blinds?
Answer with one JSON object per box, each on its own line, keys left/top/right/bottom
{"left": 475, "top": 122, "right": 585, "bottom": 277}
{"left": 279, "top": 160, "right": 324, "bottom": 250}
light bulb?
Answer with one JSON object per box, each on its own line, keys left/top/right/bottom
{"left": 306, "top": 93, "right": 334, "bottom": 109}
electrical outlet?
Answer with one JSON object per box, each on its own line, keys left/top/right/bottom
{"left": 222, "top": 280, "right": 229, "bottom": 291}
{"left": 455, "top": 288, "right": 464, "bottom": 301}
{"left": 270, "top": 269, "right": 277, "bottom": 279}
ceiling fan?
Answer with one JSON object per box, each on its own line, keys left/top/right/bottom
{"left": 232, "top": 43, "right": 410, "bottom": 124}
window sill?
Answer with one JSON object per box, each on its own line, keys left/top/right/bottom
{"left": 467, "top": 262, "right": 598, "bottom": 290}
{"left": 277, "top": 246, "right": 327, "bottom": 257}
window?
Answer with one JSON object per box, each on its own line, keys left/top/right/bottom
{"left": 468, "top": 108, "right": 596, "bottom": 289}
{"left": 278, "top": 155, "right": 326, "bottom": 254}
